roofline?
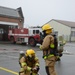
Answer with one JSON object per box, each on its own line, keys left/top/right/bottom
{"left": 0, "top": 14, "right": 21, "bottom": 19}
{"left": 41, "top": 19, "right": 53, "bottom": 27}
{"left": 51, "top": 19, "right": 72, "bottom": 27}
{"left": 42, "top": 19, "right": 74, "bottom": 27}
{"left": 17, "top": 7, "right": 24, "bottom": 22}
{"left": 0, "top": 6, "right": 16, "bottom": 11}
{"left": 0, "top": 6, "right": 24, "bottom": 22}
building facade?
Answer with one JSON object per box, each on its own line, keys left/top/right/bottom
{"left": 0, "top": 6, "right": 24, "bottom": 41}
{"left": 44, "top": 19, "right": 75, "bottom": 42}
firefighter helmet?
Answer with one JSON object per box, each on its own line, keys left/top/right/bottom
{"left": 42, "top": 24, "right": 53, "bottom": 34}
{"left": 42, "top": 24, "right": 53, "bottom": 31}
{"left": 25, "top": 49, "right": 35, "bottom": 57}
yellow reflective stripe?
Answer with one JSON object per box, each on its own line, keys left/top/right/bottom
{"left": 50, "top": 44, "right": 55, "bottom": 48}
{"left": 21, "top": 62, "right": 27, "bottom": 67}
{"left": 27, "top": 66, "right": 31, "bottom": 71}
{"left": 35, "top": 63, "right": 39, "bottom": 66}
{"left": 57, "top": 56, "right": 60, "bottom": 58}
{"left": 48, "top": 54, "right": 54, "bottom": 58}
{"left": 35, "top": 57, "right": 38, "bottom": 60}
{"left": 43, "top": 56, "right": 47, "bottom": 59}
{"left": 32, "top": 72, "right": 36, "bottom": 75}
{"left": 20, "top": 68, "right": 24, "bottom": 72}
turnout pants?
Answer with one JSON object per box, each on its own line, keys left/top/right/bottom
{"left": 45, "top": 56, "right": 57, "bottom": 75}
{"left": 19, "top": 70, "right": 38, "bottom": 75}
{"left": 19, "top": 71, "right": 31, "bottom": 75}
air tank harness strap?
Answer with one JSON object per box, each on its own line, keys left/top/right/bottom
{"left": 43, "top": 54, "right": 54, "bottom": 60}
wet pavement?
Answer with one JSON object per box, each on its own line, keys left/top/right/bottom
{"left": 0, "top": 42, "right": 75, "bottom": 75}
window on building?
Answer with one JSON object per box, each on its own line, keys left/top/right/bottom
{"left": 71, "top": 31, "right": 75, "bottom": 36}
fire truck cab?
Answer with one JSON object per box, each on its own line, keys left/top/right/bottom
{"left": 8, "top": 27, "right": 42, "bottom": 46}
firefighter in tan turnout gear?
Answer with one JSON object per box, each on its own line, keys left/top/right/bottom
{"left": 40, "top": 24, "right": 57, "bottom": 75}
{"left": 19, "top": 49, "right": 40, "bottom": 75}
{"left": 19, "top": 51, "right": 25, "bottom": 74}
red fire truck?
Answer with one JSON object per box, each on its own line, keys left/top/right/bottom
{"left": 8, "top": 27, "right": 43, "bottom": 46}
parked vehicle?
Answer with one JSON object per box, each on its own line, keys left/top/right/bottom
{"left": 8, "top": 27, "right": 43, "bottom": 46}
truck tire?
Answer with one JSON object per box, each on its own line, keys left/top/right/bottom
{"left": 10, "top": 37, "right": 16, "bottom": 44}
{"left": 28, "top": 38, "right": 36, "bottom": 47}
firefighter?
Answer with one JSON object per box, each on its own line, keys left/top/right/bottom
{"left": 19, "top": 51, "right": 25, "bottom": 67}
{"left": 39, "top": 24, "right": 57, "bottom": 75}
{"left": 19, "top": 49, "right": 40, "bottom": 75}
{"left": 57, "top": 40, "right": 66, "bottom": 61}
{"left": 19, "top": 51, "right": 25, "bottom": 75}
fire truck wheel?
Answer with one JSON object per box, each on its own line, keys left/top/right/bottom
{"left": 29, "top": 38, "right": 36, "bottom": 47}
{"left": 10, "top": 37, "right": 16, "bottom": 44}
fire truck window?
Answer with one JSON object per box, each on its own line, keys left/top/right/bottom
{"left": 36, "top": 30, "right": 39, "bottom": 34}
{"left": 33, "top": 30, "right": 35, "bottom": 34}
{"left": 15, "top": 26, "right": 18, "bottom": 28}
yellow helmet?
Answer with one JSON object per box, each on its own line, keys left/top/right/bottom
{"left": 25, "top": 49, "right": 35, "bottom": 57}
{"left": 42, "top": 24, "right": 53, "bottom": 31}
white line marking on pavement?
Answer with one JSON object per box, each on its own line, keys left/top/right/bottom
{"left": 0, "top": 55, "right": 18, "bottom": 58}
{"left": 0, "top": 51, "right": 20, "bottom": 53}
{"left": 0, "top": 51, "right": 19, "bottom": 58}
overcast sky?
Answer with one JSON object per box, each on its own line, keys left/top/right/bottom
{"left": 0, "top": 0, "right": 75, "bottom": 27}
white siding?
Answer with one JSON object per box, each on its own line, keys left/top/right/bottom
{"left": 48, "top": 20, "right": 71, "bottom": 41}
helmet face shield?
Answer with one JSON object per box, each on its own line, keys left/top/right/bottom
{"left": 45, "top": 29, "right": 53, "bottom": 34}
{"left": 27, "top": 54, "right": 35, "bottom": 61}
{"left": 42, "top": 28, "right": 53, "bottom": 37}
{"left": 28, "top": 53, "right": 35, "bottom": 58}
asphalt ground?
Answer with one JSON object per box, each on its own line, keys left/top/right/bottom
{"left": 0, "top": 42, "right": 75, "bottom": 75}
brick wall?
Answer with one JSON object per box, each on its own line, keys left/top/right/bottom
{"left": 0, "top": 16, "right": 23, "bottom": 28}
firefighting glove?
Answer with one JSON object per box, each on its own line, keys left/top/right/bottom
{"left": 55, "top": 56, "right": 60, "bottom": 61}
{"left": 32, "top": 66, "right": 40, "bottom": 73}
{"left": 33, "top": 67, "right": 37, "bottom": 71}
